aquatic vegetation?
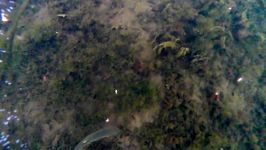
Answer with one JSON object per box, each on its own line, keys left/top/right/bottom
{"left": 153, "top": 38, "right": 181, "bottom": 55}
{"left": 0, "top": 0, "right": 264, "bottom": 149}
{"left": 176, "top": 47, "right": 190, "bottom": 58}
{"left": 190, "top": 50, "right": 208, "bottom": 66}
{"left": 6, "top": 0, "right": 30, "bottom": 65}
{"left": 153, "top": 35, "right": 190, "bottom": 59}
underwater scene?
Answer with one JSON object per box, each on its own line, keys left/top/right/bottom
{"left": 0, "top": 0, "right": 265, "bottom": 149}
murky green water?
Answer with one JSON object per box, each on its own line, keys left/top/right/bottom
{"left": 0, "top": 0, "right": 265, "bottom": 150}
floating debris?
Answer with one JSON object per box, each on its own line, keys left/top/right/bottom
{"left": 57, "top": 14, "right": 67, "bottom": 18}
{"left": 237, "top": 77, "right": 244, "bottom": 83}
{"left": 43, "top": 75, "right": 48, "bottom": 81}
{"left": 214, "top": 91, "right": 220, "bottom": 101}
{"left": 15, "top": 139, "right": 20, "bottom": 144}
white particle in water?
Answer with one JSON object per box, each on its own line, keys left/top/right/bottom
{"left": 3, "top": 121, "right": 8, "bottom": 125}
{"left": 15, "top": 139, "right": 20, "bottom": 144}
{"left": 237, "top": 77, "right": 243, "bottom": 83}
{"left": 7, "top": 116, "right": 11, "bottom": 121}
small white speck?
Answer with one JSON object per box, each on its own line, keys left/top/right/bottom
{"left": 57, "top": 14, "right": 67, "bottom": 18}
{"left": 4, "top": 94, "right": 7, "bottom": 98}
{"left": 115, "top": 89, "right": 118, "bottom": 94}
{"left": 0, "top": 60, "right": 3, "bottom": 63}
{"left": 215, "top": 91, "right": 219, "bottom": 96}
{"left": 3, "top": 121, "right": 8, "bottom": 125}
{"left": 56, "top": 31, "right": 59, "bottom": 34}
{"left": 228, "top": 7, "right": 232, "bottom": 10}
{"left": 7, "top": 116, "right": 11, "bottom": 121}
{"left": 105, "top": 118, "right": 110, "bottom": 123}
{"left": 82, "top": 140, "right": 87, "bottom": 144}
{"left": 237, "top": 77, "right": 243, "bottom": 83}
{"left": 16, "top": 139, "right": 20, "bottom": 144}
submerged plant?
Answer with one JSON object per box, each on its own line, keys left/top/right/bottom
{"left": 153, "top": 38, "right": 181, "bottom": 55}
{"left": 177, "top": 47, "right": 190, "bottom": 58}
{"left": 153, "top": 36, "right": 190, "bottom": 58}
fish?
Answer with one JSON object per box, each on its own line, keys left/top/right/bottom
{"left": 74, "top": 126, "right": 121, "bottom": 150}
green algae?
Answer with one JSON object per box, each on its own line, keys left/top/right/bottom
{"left": 153, "top": 38, "right": 181, "bottom": 55}
{"left": 6, "top": 0, "right": 30, "bottom": 65}
{"left": 0, "top": 0, "right": 265, "bottom": 149}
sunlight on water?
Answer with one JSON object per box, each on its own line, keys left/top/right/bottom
{"left": 0, "top": 1, "right": 29, "bottom": 150}
{"left": 0, "top": 108, "right": 28, "bottom": 149}
{"left": 0, "top": 0, "right": 15, "bottom": 23}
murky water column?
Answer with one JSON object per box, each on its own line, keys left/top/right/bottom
{"left": 0, "top": 0, "right": 27, "bottom": 149}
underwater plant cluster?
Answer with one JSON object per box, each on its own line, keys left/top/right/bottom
{"left": 0, "top": 0, "right": 265, "bottom": 149}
